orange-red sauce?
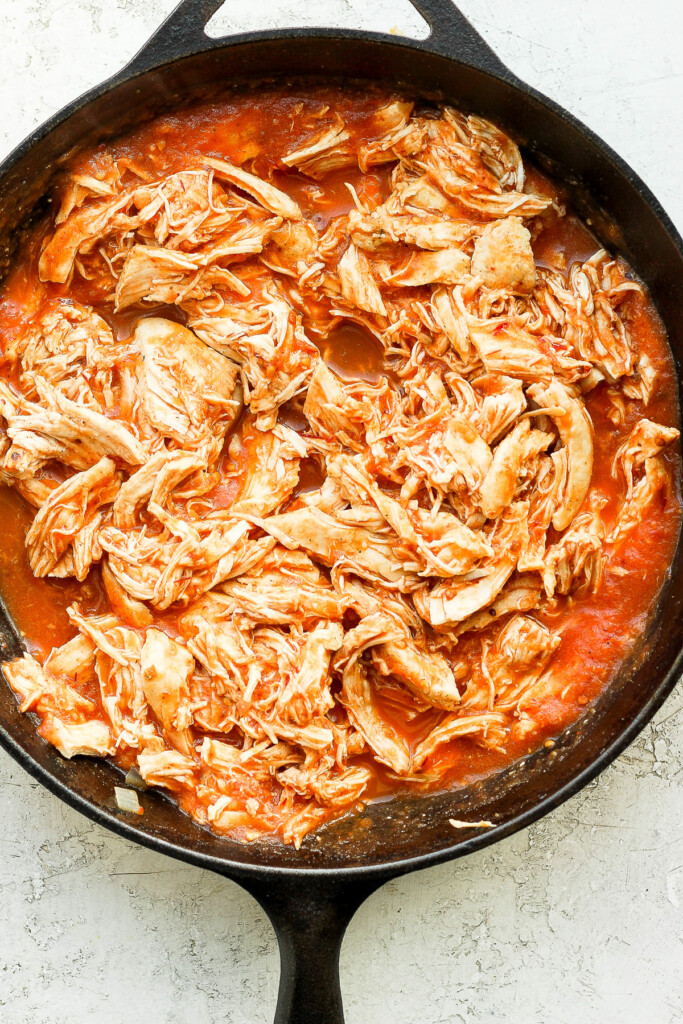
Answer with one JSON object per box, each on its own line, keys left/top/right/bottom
{"left": 0, "top": 84, "right": 680, "bottom": 816}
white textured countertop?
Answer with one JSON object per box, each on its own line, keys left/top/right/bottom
{"left": 0, "top": 2, "right": 682, "bottom": 1022}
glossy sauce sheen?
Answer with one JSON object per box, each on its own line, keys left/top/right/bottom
{"left": 0, "top": 85, "right": 680, "bottom": 811}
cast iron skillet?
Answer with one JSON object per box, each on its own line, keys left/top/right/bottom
{"left": 0, "top": 2, "right": 682, "bottom": 1021}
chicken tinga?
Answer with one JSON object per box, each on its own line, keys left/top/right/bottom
{"left": 0, "top": 87, "right": 679, "bottom": 846}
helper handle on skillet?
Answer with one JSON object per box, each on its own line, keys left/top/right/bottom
{"left": 123, "top": 0, "right": 512, "bottom": 80}
{"left": 239, "top": 873, "right": 384, "bottom": 1024}
{"left": 118, "top": 2, "right": 510, "bottom": 1022}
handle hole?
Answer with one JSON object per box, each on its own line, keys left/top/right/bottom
{"left": 205, "top": 0, "right": 430, "bottom": 41}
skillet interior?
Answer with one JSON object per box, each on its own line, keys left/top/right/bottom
{"left": 0, "top": 36, "right": 682, "bottom": 875}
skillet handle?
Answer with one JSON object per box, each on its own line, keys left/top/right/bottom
{"left": 122, "top": 0, "right": 226, "bottom": 75}
{"left": 122, "top": 0, "right": 513, "bottom": 80}
{"left": 407, "top": 0, "right": 512, "bottom": 77}
{"left": 238, "top": 873, "right": 383, "bottom": 1024}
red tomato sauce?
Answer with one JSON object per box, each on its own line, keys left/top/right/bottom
{"left": 0, "top": 84, "right": 679, "bottom": 815}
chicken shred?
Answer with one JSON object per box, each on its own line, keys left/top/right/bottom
{"left": 0, "top": 91, "right": 679, "bottom": 849}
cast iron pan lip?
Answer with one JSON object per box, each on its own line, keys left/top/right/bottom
{"left": 2, "top": 625, "right": 682, "bottom": 883}
{"left": 0, "top": 25, "right": 682, "bottom": 881}
{"left": 1, "top": 25, "right": 683, "bottom": 262}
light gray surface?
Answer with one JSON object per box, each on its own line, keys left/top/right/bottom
{"left": 0, "top": 2, "right": 682, "bottom": 1022}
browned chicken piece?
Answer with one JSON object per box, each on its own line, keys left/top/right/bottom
{"left": 62, "top": 597, "right": 115, "bottom": 639}
{"left": 468, "top": 614, "right": 560, "bottom": 716}
{"left": 140, "top": 628, "right": 195, "bottom": 754}
{"left": 100, "top": 516, "right": 273, "bottom": 610}
{"left": 282, "top": 115, "right": 354, "bottom": 177}
{"left": 493, "top": 614, "right": 560, "bottom": 670}
{"left": 219, "top": 566, "right": 351, "bottom": 626}
{"left": 613, "top": 418, "right": 679, "bottom": 484}
{"left": 0, "top": 377, "right": 148, "bottom": 474}
{"left": 454, "top": 574, "right": 543, "bottom": 634}
{"left": 449, "top": 111, "right": 524, "bottom": 189}
{"left": 26, "top": 457, "right": 120, "bottom": 580}
{"left": 3, "top": 651, "right": 113, "bottom": 758}
{"left": 392, "top": 372, "right": 493, "bottom": 499}
{"left": 337, "top": 243, "right": 387, "bottom": 317}
{"left": 371, "top": 635, "right": 461, "bottom": 711}
{"left": 256, "top": 505, "right": 422, "bottom": 589}
{"left": 55, "top": 164, "right": 120, "bottom": 224}
{"left": 112, "top": 450, "right": 206, "bottom": 530}
{"left": 611, "top": 459, "right": 671, "bottom": 545}
{"left": 473, "top": 375, "right": 527, "bottom": 445}
{"left": 466, "top": 313, "right": 590, "bottom": 384}
{"left": 273, "top": 621, "right": 343, "bottom": 726}
{"left": 413, "top": 711, "right": 508, "bottom": 769}
{"left": 130, "top": 169, "right": 229, "bottom": 246}
{"left": 231, "top": 418, "right": 301, "bottom": 517}
{"left": 3, "top": 651, "right": 96, "bottom": 716}
{"left": 124, "top": 167, "right": 275, "bottom": 254}
{"left": 478, "top": 419, "right": 553, "bottom": 519}
{"left": 203, "top": 156, "right": 302, "bottom": 220}
{"left": 179, "top": 595, "right": 253, "bottom": 705}
{"left": 201, "top": 736, "right": 302, "bottom": 780}
{"left": 542, "top": 511, "right": 606, "bottom": 597}
{"left": 278, "top": 762, "right": 373, "bottom": 808}
{"left": 36, "top": 377, "right": 149, "bottom": 462}
{"left": 528, "top": 379, "right": 594, "bottom": 530}
{"left": 44, "top": 633, "right": 96, "bottom": 685}
{"left": 518, "top": 451, "right": 568, "bottom": 572}
{"left": 340, "top": 661, "right": 411, "bottom": 774}
{"left": 428, "top": 287, "right": 476, "bottom": 361}
{"left": 0, "top": 464, "right": 56, "bottom": 508}
{"left": 263, "top": 220, "right": 320, "bottom": 278}
{"left": 39, "top": 162, "right": 283, "bottom": 291}
{"left": 609, "top": 419, "right": 679, "bottom": 543}
{"left": 134, "top": 318, "right": 242, "bottom": 460}
{"left": 87, "top": 622, "right": 157, "bottom": 749}
{"left": 38, "top": 192, "right": 137, "bottom": 283}
{"left": 391, "top": 115, "right": 552, "bottom": 217}
{"left": 303, "top": 360, "right": 394, "bottom": 450}
{"left": 327, "top": 451, "right": 492, "bottom": 577}
{"left": 333, "top": 606, "right": 460, "bottom": 710}
{"left": 137, "top": 748, "right": 198, "bottom": 789}
{"left": 251, "top": 715, "right": 335, "bottom": 753}
{"left": 385, "top": 248, "right": 471, "bottom": 287}
{"left": 357, "top": 100, "right": 415, "bottom": 170}
{"left": 622, "top": 353, "right": 656, "bottom": 405}
{"left": 115, "top": 246, "right": 253, "bottom": 309}
{"left": 567, "top": 253, "right": 639, "bottom": 382}
{"left": 349, "top": 204, "right": 472, "bottom": 253}
{"left": 6, "top": 301, "right": 121, "bottom": 405}
{"left": 190, "top": 293, "right": 318, "bottom": 430}
{"left": 415, "top": 502, "right": 529, "bottom": 627}
{"left": 42, "top": 717, "right": 115, "bottom": 759}
{"left": 471, "top": 217, "right": 536, "bottom": 293}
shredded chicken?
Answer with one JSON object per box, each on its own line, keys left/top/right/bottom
{"left": 0, "top": 90, "right": 678, "bottom": 849}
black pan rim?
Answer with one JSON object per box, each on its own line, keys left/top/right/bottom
{"left": 1, "top": 28, "right": 682, "bottom": 257}
{"left": 2, "top": 630, "right": 682, "bottom": 882}
{"left": 0, "top": 24, "right": 682, "bottom": 881}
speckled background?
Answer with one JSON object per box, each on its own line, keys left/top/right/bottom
{"left": 0, "top": 2, "right": 681, "bottom": 1022}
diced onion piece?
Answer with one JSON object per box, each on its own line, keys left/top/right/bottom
{"left": 124, "top": 766, "right": 149, "bottom": 791}
{"left": 115, "top": 786, "right": 143, "bottom": 814}
{"left": 448, "top": 818, "right": 493, "bottom": 829}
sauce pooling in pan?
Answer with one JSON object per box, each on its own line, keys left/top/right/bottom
{"left": 0, "top": 85, "right": 679, "bottom": 846}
